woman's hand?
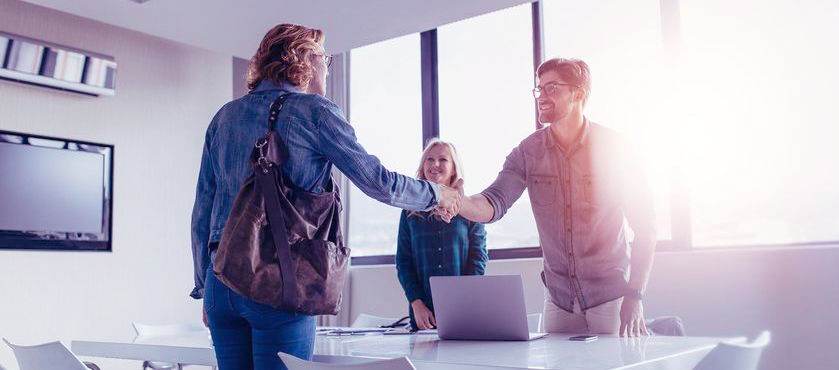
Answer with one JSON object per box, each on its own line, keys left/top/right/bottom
{"left": 411, "top": 299, "right": 436, "bottom": 330}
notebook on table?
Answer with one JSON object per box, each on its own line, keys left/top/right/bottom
{"left": 429, "top": 275, "right": 549, "bottom": 341}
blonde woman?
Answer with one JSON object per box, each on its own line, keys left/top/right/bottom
{"left": 396, "top": 139, "right": 488, "bottom": 331}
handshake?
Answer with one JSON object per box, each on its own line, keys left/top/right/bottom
{"left": 433, "top": 178, "right": 465, "bottom": 223}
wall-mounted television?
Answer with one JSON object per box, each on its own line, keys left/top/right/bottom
{"left": 0, "top": 130, "right": 113, "bottom": 251}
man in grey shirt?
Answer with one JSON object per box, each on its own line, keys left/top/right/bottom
{"left": 455, "top": 58, "right": 656, "bottom": 336}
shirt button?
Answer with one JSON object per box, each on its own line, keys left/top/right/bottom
{"left": 571, "top": 274, "right": 576, "bottom": 279}
{"left": 438, "top": 265, "right": 442, "bottom": 268}
{"left": 566, "top": 227, "right": 571, "bottom": 232}
{"left": 437, "top": 248, "right": 442, "bottom": 251}
{"left": 569, "top": 252, "right": 574, "bottom": 257}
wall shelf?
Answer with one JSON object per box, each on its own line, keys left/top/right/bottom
{"left": 0, "top": 31, "right": 117, "bottom": 96}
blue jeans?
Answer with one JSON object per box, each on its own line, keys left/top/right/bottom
{"left": 205, "top": 269, "right": 316, "bottom": 370}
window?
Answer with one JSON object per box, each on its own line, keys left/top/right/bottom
{"left": 679, "top": 0, "right": 839, "bottom": 246}
{"left": 437, "top": 3, "right": 540, "bottom": 250}
{"left": 347, "top": 34, "right": 423, "bottom": 257}
{"left": 344, "top": 0, "right": 839, "bottom": 261}
{"left": 542, "top": 0, "right": 673, "bottom": 242}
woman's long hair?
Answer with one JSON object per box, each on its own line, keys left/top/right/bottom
{"left": 409, "top": 138, "right": 464, "bottom": 218}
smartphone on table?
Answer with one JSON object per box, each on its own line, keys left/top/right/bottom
{"left": 569, "top": 335, "right": 598, "bottom": 342}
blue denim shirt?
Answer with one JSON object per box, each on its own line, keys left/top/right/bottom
{"left": 481, "top": 120, "right": 655, "bottom": 312}
{"left": 190, "top": 80, "right": 441, "bottom": 299}
{"left": 395, "top": 210, "right": 487, "bottom": 326}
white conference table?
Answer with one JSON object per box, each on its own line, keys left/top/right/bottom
{"left": 72, "top": 328, "right": 743, "bottom": 370}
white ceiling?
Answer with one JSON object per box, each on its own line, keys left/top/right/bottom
{"left": 22, "top": 0, "right": 533, "bottom": 59}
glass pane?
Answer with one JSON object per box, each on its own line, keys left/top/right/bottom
{"left": 680, "top": 0, "right": 839, "bottom": 246}
{"left": 542, "top": 0, "right": 673, "bottom": 241}
{"left": 438, "top": 3, "right": 540, "bottom": 249}
{"left": 347, "top": 34, "right": 423, "bottom": 257}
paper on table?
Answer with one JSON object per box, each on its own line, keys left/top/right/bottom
{"left": 322, "top": 328, "right": 390, "bottom": 336}
{"left": 383, "top": 327, "right": 438, "bottom": 335}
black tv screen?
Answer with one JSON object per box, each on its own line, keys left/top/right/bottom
{"left": 0, "top": 130, "right": 113, "bottom": 251}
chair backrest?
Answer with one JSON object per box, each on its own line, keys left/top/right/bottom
{"left": 645, "top": 315, "right": 686, "bottom": 336}
{"left": 527, "top": 313, "right": 542, "bottom": 332}
{"left": 693, "top": 330, "right": 771, "bottom": 370}
{"left": 3, "top": 338, "right": 90, "bottom": 370}
{"left": 350, "top": 314, "right": 400, "bottom": 328}
{"left": 278, "top": 352, "right": 416, "bottom": 370}
{"left": 132, "top": 322, "right": 206, "bottom": 338}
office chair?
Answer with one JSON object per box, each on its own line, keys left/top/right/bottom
{"left": 645, "top": 315, "right": 686, "bottom": 336}
{"left": 350, "top": 313, "right": 408, "bottom": 328}
{"left": 693, "top": 330, "right": 771, "bottom": 370}
{"left": 278, "top": 352, "right": 416, "bottom": 370}
{"left": 3, "top": 338, "right": 101, "bottom": 370}
{"left": 132, "top": 322, "right": 214, "bottom": 370}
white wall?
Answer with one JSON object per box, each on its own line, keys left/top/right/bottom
{"left": 0, "top": 0, "right": 231, "bottom": 368}
{"left": 347, "top": 246, "right": 839, "bottom": 370}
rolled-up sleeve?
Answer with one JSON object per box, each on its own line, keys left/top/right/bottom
{"left": 481, "top": 145, "right": 528, "bottom": 223}
{"left": 314, "top": 102, "right": 439, "bottom": 211}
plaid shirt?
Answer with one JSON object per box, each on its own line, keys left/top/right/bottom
{"left": 396, "top": 210, "right": 487, "bottom": 318}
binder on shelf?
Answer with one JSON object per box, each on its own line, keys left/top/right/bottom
{"left": 0, "top": 31, "right": 117, "bottom": 96}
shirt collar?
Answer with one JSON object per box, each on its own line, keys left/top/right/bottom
{"left": 544, "top": 117, "right": 591, "bottom": 154}
{"left": 252, "top": 79, "right": 304, "bottom": 94}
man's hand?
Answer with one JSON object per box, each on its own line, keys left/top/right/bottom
{"left": 451, "top": 178, "right": 464, "bottom": 195}
{"left": 434, "top": 179, "right": 464, "bottom": 222}
{"left": 619, "top": 297, "right": 649, "bottom": 337}
{"left": 411, "top": 299, "right": 437, "bottom": 330}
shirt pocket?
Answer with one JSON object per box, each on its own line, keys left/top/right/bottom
{"left": 528, "top": 175, "right": 557, "bottom": 207}
{"left": 584, "top": 173, "right": 618, "bottom": 209}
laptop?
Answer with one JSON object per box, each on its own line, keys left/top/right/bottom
{"left": 429, "top": 275, "right": 549, "bottom": 341}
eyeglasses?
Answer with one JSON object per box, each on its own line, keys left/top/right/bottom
{"left": 532, "top": 82, "right": 575, "bottom": 99}
{"left": 321, "top": 54, "right": 333, "bottom": 68}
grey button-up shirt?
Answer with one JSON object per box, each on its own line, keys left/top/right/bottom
{"left": 482, "top": 120, "right": 655, "bottom": 312}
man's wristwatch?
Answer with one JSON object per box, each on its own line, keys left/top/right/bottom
{"left": 625, "top": 288, "right": 644, "bottom": 300}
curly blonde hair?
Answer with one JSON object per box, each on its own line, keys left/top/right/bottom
{"left": 247, "top": 24, "right": 325, "bottom": 90}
